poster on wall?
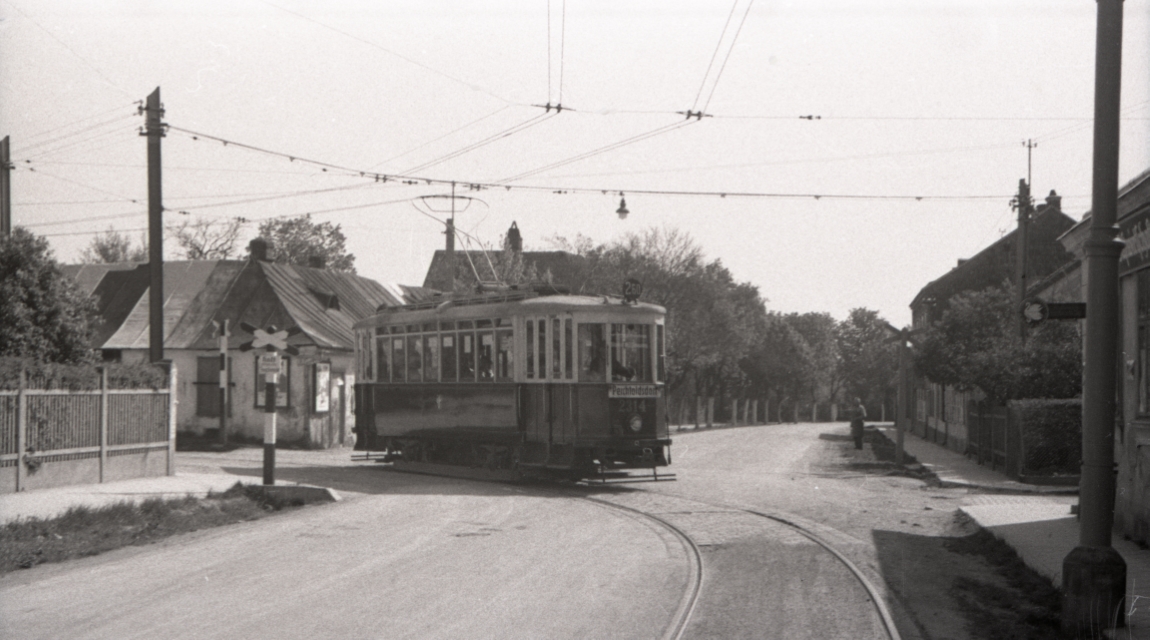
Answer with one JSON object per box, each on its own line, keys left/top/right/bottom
{"left": 314, "top": 362, "right": 331, "bottom": 413}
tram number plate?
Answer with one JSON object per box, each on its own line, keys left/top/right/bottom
{"left": 609, "top": 384, "right": 660, "bottom": 398}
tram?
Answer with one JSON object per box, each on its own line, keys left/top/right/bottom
{"left": 352, "top": 284, "right": 671, "bottom": 480}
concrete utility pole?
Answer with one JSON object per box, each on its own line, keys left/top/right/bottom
{"left": 1062, "top": 0, "right": 1127, "bottom": 635}
{"left": 1013, "top": 178, "right": 1032, "bottom": 340}
{"left": 1, "top": 136, "right": 11, "bottom": 237}
{"left": 142, "top": 88, "right": 165, "bottom": 363}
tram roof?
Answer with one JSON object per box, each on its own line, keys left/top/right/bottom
{"left": 354, "top": 291, "right": 665, "bottom": 329}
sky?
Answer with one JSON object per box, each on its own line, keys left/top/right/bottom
{"left": 2, "top": 0, "right": 1148, "bottom": 328}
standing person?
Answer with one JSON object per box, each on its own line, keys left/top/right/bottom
{"left": 850, "top": 397, "right": 867, "bottom": 450}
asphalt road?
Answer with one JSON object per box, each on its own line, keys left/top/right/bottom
{"left": 1, "top": 423, "right": 914, "bottom": 639}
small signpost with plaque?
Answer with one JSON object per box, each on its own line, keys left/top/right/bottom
{"left": 239, "top": 323, "right": 302, "bottom": 485}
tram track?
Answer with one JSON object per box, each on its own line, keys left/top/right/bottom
{"left": 577, "top": 490, "right": 902, "bottom": 640}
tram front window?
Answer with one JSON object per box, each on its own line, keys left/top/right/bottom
{"left": 579, "top": 323, "right": 606, "bottom": 383}
{"left": 611, "top": 323, "right": 651, "bottom": 382}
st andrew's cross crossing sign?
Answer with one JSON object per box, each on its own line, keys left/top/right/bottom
{"left": 238, "top": 323, "right": 302, "bottom": 356}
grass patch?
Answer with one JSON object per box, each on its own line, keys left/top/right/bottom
{"left": 945, "top": 528, "right": 1066, "bottom": 639}
{"left": 0, "top": 483, "right": 300, "bottom": 574}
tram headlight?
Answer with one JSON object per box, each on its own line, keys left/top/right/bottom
{"left": 628, "top": 414, "right": 643, "bottom": 432}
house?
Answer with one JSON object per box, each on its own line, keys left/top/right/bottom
{"left": 422, "top": 221, "right": 585, "bottom": 292}
{"left": 64, "top": 240, "right": 435, "bottom": 447}
{"left": 909, "top": 191, "right": 1077, "bottom": 452}
{"left": 1035, "top": 167, "right": 1150, "bottom": 546}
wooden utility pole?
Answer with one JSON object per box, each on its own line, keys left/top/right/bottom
{"left": 1013, "top": 178, "right": 1032, "bottom": 339}
{"left": 142, "top": 88, "right": 165, "bottom": 363}
{"left": 1, "top": 136, "right": 11, "bottom": 237}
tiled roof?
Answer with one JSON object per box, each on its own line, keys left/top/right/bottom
{"left": 422, "top": 249, "right": 583, "bottom": 291}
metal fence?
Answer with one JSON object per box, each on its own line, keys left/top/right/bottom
{"left": 0, "top": 367, "right": 177, "bottom": 493}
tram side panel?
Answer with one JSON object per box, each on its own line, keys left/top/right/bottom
{"left": 358, "top": 383, "right": 520, "bottom": 448}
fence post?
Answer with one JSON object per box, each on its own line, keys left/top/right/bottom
{"left": 99, "top": 367, "right": 108, "bottom": 483}
{"left": 15, "top": 365, "right": 26, "bottom": 492}
{"left": 695, "top": 396, "right": 702, "bottom": 429}
{"left": 167, "top": 363, "right": 177, "bottom": 476}
{"left": 751, "top": 399, "right": 759, "bottom": 425}
{"left": 706, "top": 397, "right": 714, "bottom": 428}
{"left": 731, "top": 398, "right": 738, "bottom": 426}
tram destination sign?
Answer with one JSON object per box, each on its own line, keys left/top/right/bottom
{"left": 609, "top": 384, "right": 660, "bottom": 398}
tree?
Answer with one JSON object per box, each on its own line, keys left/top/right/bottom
{"left": 784, "top": 312, "right": 841, "bottom": 408}
{"left": 80, "top": 227, "right": 147, "bottom": 263}
{"left": 915, "top": 282, "right": 1081, "bottom": 402}
{"left": 741, "top": 312, "right": 815, "bottom": 417}
{"left": 837, "top": 307, "right": 898, "bottom": 409}
{"left": 255, "top": 214, "right": 356, "bottom": 273}
{"left": 0, "top": 228, "right": 98, "bottom": 364}
{"left": 172, "top": 216, "right": 244, "bottom": 260}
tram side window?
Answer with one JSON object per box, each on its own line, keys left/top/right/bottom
{"left": 374, "top": 336, "right": 387, "bottom": 382}
{"left": 391, "top": 337, "right": 406, "bottom": 382}
{"left": 657, "top": 323, "right": 666, "bottom": 383}
{"left": 407, "top": 335, "right": 423, "bottom": 381}
{"left": 552, "top": 317, "right": 562, "bottom": 378}
{"left": 537, "top": 319, "right": 547, "bottom": 378}
{"left": 526, "top": 321, "right": 535, "bottom": 379}
{"left": 460, "top": 331, "right": 476, "bottom": 381}
{"left": 496, "top": 329, "right": 514, "bottom": 381}
{"left": 441, "top": 333, "right": 457, "bottom": 382}
{"left": 579, "top": 323, "right": 606, "bottom": 382}
{"left": 611, "top": 323, "right": 651, "bottom": 382}
{"left": 423, "top": 334, "right": 440, "bottom": 382}
{"left": 478, "top": 331, "right": 495, "bottom": 380}
{"left": 564, "top": 319, "right": 573, "bottom": 379}
{"left": 362, "top": 332, "right": 374, "bottom": 380}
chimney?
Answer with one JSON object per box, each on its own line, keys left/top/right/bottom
{"left": 1045, "top": 189, "right": 1062, "bottom": 212}
{"left": 507, "top": 221, "right": 522, "bottom": 253}
{"left": 249, "top": 238, "right": 270, "bottom": 262}
{"left": 308, "top": 255, "right": 326, "bottom": 269}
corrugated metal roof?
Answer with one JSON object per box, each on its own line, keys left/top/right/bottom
{"left": 66, "top": 259, "right": 437, "bottom": 353}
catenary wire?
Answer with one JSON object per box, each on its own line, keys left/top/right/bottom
{"left": 702, "top": 0, "right": 755, "bottom": 113}
{"left": 692, "top": 1, "right": 739, "bottom": 113}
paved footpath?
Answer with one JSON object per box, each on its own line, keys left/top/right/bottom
{"left": 882, "top": 426, "right": 1150, "bottom": 639}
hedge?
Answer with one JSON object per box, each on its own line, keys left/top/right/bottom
{"left": 1010, "top": 398, "right": 1081, "bottom": 476}
{"left": 0, "top": 358, "right": 169, "bottom": 391}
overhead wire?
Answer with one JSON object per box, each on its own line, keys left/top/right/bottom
{"left": 692, "top": 1, "right": 739, "bottom": 113}
{"left": 256, "top": 0, "right": 521, "bottom": 106}
{"left": 701, "top": 0, "right": 755, "bottom": 113}
{"left": 367, "top": 105, "right": 513, "bottom": 170}
{"left": 13, "top": 114, "right": 137, "bottom": 156}
{"left": 495, "top": 119, "right": 694, "bottom": 184}
{"left": 399, "top": 111, "right": 558, "bottom": 175}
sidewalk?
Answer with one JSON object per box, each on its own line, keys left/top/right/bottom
{"left": 880, "top": 425, "right": 1150, "bottom": 639}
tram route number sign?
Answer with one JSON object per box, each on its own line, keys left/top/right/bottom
{"left": 610, "top": 384, "right": 660, "bottom": 398}
{"left": 622, "top": 278, "right": 643, "bottom": 304}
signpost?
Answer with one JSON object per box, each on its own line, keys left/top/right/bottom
{"left": 239, "top": 323, "right": 301, "bottom": 485}
{"left": 1022, "top": 299, "right": 1088, "bottom": 324}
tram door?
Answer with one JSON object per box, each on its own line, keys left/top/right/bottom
{"left": 524, "top": 316, "right": 576, "bottom": 463}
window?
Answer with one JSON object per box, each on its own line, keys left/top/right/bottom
{"left": 552, "top": 317, "right": 562, "bottom": 379}
{"left": 392, "top": 337, "right": 406, "bottom": 382}
{"left": 656, "top": 323, "right": 666, "bottom": 382}
{"left": 496, "top": 329, "right": 514, "bottom": 381}
{"left": 442, "top": 333, "right": 457, "bottom": 382}
{"left": 424, "top": 334, "right": 440, "bottom": 382}
{"left": 407, "top": 335, "right": 423, "bottom": 382}
{"left": 195, "top": 356, "right": 232, "bottom": 417}
{"left": 579, "top": 323, "right": 606, "bottom": 382}
{"left": 611, "top": 323, "right": 651, "bottom": 382}
{"left": 478, "top": 330, "right": 495, "bottom": 380}
{"left": 460, "top": 331, "right": 476, "bottom": 381}
{"left": 254, "top": 355, "right": 291, "bottom": 408}
{"left": 1138, "top": 270, "right": 1150, "bottom": 415}
{"left": 526, "top": 321, "right": 535, "bottom": 379}
{"left": 564, "top": 319, "right": 573, "bottom": 379}
{"left": 362, "top": 331, "right": 374, "bottom": 380}
{"left": 537, "top": 319, "right": 547, "bottom": 378}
